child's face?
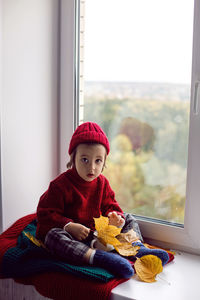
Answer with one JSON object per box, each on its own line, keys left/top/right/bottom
{"left": 75, "top": 143, "right": 106, "bottom": 182}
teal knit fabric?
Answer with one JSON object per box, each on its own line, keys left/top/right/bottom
{"left": 2, "top": 220, "right": 114, "bottom": 282}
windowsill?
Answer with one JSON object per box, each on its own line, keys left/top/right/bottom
{"left": 111, "top": 250, "right": 200, "bottom": 300}
{"left": 0, "top": 250, "right": 199, "bottom": 299}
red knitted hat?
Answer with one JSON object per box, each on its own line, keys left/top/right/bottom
{"left": 68, "top": 122, "right": 110, "bottom": 155}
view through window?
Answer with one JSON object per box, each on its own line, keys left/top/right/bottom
{"left": 79, "top": 0, "right": 194, "bottom": 224}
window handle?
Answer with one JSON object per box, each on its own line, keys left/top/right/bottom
{"left": 193, "top": 81, "right": 200, "bottom": 115}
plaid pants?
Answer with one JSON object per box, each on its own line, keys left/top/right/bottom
{"left": 45, "top": 228, "right": 90, "bottom": 265}
{"left": 44, "top": 213, "right": 142, "bottom": 265}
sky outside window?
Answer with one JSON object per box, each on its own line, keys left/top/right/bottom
{"left": 84, "top": 0, "right": 193, "bottom": 84}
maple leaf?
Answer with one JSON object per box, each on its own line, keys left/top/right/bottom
{"left": 117, "top": 229, "right": 139, "bottom": 243}
{"left": 134, "top": 255, "right": 163, "bottom": 283}
{"left": 94, "top": 215, "right": 122, "bottom": 246}
{"left": 115, "top": 242, "right": 140, "bottom": 256}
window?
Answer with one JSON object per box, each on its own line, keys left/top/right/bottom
{"left": 60, "top": 0, "right": 200, "bottom": 254}
{"left": 79, "top": 0, "right": 193, "bottom": 227}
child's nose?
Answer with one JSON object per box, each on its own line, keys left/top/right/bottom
{"left": 89, "top": 161, "right": 95, "bottom": 170}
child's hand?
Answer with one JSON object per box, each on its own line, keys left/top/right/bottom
{"left": 65, "top": 223, "right": 90, "bottom": 241}
{"left": 108, "top": 212, "right": 125, "bottom": 227}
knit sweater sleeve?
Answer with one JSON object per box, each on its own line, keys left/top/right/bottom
{"left": 100, "top": 176, "right": 124, "bottom": 217}
{"left": 36, "top": 181, "right": 73, "bottom": 241}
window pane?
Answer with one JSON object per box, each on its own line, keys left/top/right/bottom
{"left": 79, "top": 0, "right": 194, "bottom": 224}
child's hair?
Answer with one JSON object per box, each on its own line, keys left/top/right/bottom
{"left": 66, "top": 150, "right": 76, "bottom": 169}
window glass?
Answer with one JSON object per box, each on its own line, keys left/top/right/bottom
{"left": 79, "top": 0, "right": 194, "bottom": 224}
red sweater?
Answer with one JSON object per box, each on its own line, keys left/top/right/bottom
{"left": 36, "top": 168, "right": 123, "bottom": 241}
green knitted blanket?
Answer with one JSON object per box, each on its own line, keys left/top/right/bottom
{"left": 1, "top": 220, "right": 114, "bottom": 282}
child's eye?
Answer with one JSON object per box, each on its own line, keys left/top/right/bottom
{"left": 81, "top": 158, "right": 88, "bottom": 163}
{"left": 96, "top": 159, "right": 102, "bottom": 164}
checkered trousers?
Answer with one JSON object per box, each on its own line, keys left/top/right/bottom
{"left": 44, "top": 214, "right": 143, "bottom": 265}
{"left": 45, "top": 228, "right": 90, "bottom": 265}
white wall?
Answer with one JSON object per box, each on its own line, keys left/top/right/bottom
{"left": 0, "top": 0, "right": 59, "bottom": 231}
{"left": 0, "top": 0, "right": 3, "bottom": 232}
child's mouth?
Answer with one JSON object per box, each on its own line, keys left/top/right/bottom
{"left": 87, "top": 173, "right": 94, "bottom": 178}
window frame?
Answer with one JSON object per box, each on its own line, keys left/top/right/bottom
{"left": 60, "top": 0, "right": 200, "bottom": 255}
{"left": 59, "top": 0, "right": 79, "bottom": 173}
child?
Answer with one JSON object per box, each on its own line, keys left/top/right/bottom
{"left": 36, "top": 122, "right": 169, "bottom": 279}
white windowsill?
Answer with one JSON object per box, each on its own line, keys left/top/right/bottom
{"left": 111, "top": 251, "right": 200, "bottom": 300}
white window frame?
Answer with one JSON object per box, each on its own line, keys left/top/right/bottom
{"left": 60, "top": 0, "right": 200, "bottom": 255}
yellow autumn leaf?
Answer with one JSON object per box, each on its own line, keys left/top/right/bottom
{"left": 23, "top": 231, "right": 45, "bottom": 248}
{"left": 117, "top": 229, "right": 139, "bottom": 243}
{"left": 134, "top": 255, "right": 163, "bottom": 283}
{"left": 94, "top": 215, "right": 122, "bottom": 247}
{"left": 115, "top": 243, "right": 140, "bottom": 256}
